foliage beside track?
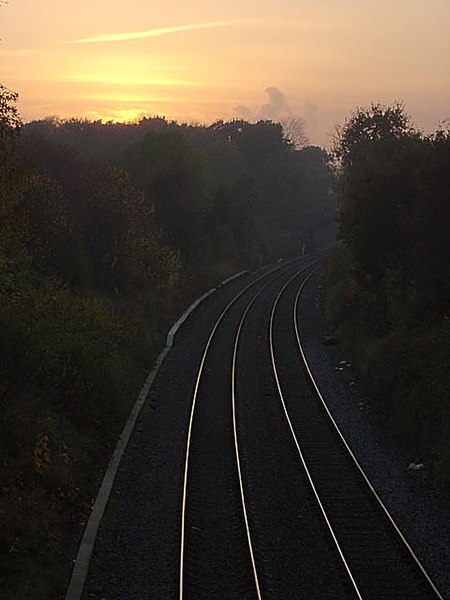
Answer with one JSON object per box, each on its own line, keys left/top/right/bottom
{"left": 323, "top": 104, "right": 450, "bottom": 492}
{"left": 0, "top": 84, "right": 335, "bottom": 598}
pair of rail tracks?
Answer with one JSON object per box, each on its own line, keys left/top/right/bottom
{"left": 178, "top": 255, "right": 443, "bottom": 599}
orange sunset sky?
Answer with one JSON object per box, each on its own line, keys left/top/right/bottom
{"left": 1, "top": 0, "right": 449, "bottom": 146}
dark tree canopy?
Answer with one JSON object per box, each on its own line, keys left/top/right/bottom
{"left": 0, "top": 84, "right": 22, "bottom": 141}
{"left": 333, "top": 102, "right": 414, "bottom": 169}
{"left": 334, "top": 102, "right": 450, "bottom": 306}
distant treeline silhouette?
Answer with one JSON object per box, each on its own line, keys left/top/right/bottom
{"left": 0, "top": 84, "right": 335, "bottom": 598}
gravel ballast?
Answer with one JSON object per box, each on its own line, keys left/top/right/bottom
{"left": 299, "top": 272, "right": 450, "bottom": 598}
{"left": 82, "top": 263, "right": 450, "bottom": 599}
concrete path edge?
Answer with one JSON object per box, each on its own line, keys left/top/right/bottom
{"left": 65, "top": 346, "right": 170, "bottom": 600}
{"left": 65, "top": 269, "right": 248, "bottom": 600}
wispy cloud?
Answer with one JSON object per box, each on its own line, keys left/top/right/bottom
{"left": 258, "top": 87, "right": 290, "bottom": 120}
{"left": 66, "top": 19, "right": 260, "bottom": 45}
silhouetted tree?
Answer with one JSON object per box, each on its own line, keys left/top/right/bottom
{"left": 334, "top": 102, "right": 450, "bottom": 309}
{"left": 332, "top": 103, "right": 421, "bottom": 279}
{"left": 120, "top": 131, "right": 213, "bottom": 258}
{"left": 281, "top": 116, "right": 308, "bottom": 149}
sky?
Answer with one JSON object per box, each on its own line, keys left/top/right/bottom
{"left": 1, "top": 0, "right": 449, "bottom": 146}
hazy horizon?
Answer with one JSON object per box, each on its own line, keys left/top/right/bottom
{"left": 2, "top": 0, "right": 449, "bottom": 146}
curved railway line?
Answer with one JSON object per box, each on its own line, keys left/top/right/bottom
{"left": 178, "top": 256, "right": 443, "bottom": 599}
{"left": 180, "top": 257, "right": 319, "bottom": 598}
{"left": 292, "top": 274, "right": 443, "bottom": 599}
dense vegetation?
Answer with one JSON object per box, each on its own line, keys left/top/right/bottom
{"left": 0, "top": 84, "right": 335, "bottom": 598}
{"left": 324, "top": 103, "right": 450, "bottom": 490}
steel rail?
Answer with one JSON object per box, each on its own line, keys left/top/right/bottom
{"left": 293, "top": 271, "right": 444, "bottom": 599}
{"left": 269, "top": 268, "right": 364, "bottom": 599}
{"left": 230, "top": 260, "right": 321, "bottom": 600}
{"left": 178, "top": 255, "right": 316, "bottom": 599}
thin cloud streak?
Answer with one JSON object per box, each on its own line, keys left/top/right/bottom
{"left": 66, "top": 19, "right": 261, "bottom": 45}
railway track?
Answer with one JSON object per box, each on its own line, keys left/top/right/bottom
{"left": 180, "top": 256, "right": 319, "bottom": 598}
{"left": 179, "top": 257, "right": 443, "bottom": 599}
{"left": 270, "top": 269, "right": 443, "bottom": 599}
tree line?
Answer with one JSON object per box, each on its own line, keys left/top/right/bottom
{"left": 327, "top": 102, "right": 450, "bottom": 491}
{"left": 0, "top": 83, "right": 335, "bottom": 598}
